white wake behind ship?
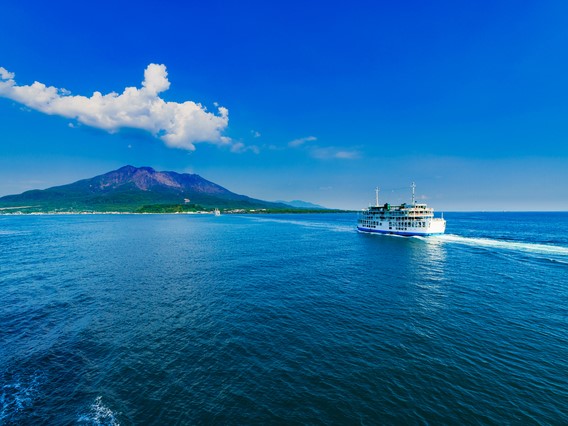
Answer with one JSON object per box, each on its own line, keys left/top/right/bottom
{"left": 357, "top": 183, "right": 446, "bottom": 236}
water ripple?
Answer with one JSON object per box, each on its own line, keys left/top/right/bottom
{"left": 1, "top": 213, "right": 568, "bottom": 423}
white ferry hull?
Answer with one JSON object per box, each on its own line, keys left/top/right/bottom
{"left": 357, "top": 213, "right": 446, "bottom": 237}
{"left": 357, "top": 226, "right": 444, "bottom": 237}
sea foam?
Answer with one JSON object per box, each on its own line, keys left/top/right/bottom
{"left": 435, "top": 234, "right": 568, "bottom": 257}
{"left": 78, "top": 396, "right": 120, "bottom": 425}
{"left": 0, "top": 371, "right": 44, "bottom": 422}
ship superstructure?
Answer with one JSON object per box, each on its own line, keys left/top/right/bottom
{"left": 357, "top": 183, "right": 446, "bottom": 236}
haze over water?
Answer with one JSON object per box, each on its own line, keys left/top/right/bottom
{"left": 1, "top": 212, "right": 568, "bottom": 424}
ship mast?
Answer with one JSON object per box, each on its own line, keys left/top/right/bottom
{"left": 375, "top": 187, "right": 380, "bottom": 207}
{"left": 411, "top": 182, "right": 416, "bottom": 205}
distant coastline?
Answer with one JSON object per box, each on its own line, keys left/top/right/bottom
{"left": 0, "top": 207, "right": 351, "bottom": 215}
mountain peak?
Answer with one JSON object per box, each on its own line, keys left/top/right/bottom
{"left": 275, "top": 199, "right": 327, "bottom": 209}
{"left": 98, "top": 165, "right": 194, "bottom": 191}
{"left": 116, "top": 165, "right": 155, "bottom": 173}
{"left": 0, "top": 165, "right": 293, "bottom": 212}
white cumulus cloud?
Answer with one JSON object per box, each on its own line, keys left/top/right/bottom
{"left": 0, "top": 64, "right": 230, "bottom": 151}
{"left": 0, "top": 67, "right": 15, "bottom": 80}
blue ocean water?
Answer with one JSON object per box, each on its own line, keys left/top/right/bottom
{"left": 1, "top": 212, "right": 567, "bottom": 424}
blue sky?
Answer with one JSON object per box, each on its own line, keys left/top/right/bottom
{"left": 1, "top": 1, "right": 567, "bottom": 210}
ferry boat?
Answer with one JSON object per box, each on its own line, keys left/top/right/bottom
{"left": 357, "top": 183, "right": 446, "bottom": 236}
{"left": 214, "top": 208, "right": 221, "bottom": 216}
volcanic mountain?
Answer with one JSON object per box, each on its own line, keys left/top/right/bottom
{"left": 0, "top": 165, "right": 291, "bottom": 212}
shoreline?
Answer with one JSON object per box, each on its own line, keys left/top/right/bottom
{"left": 0, "top": 210, "right": 353, "bottom": 216}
